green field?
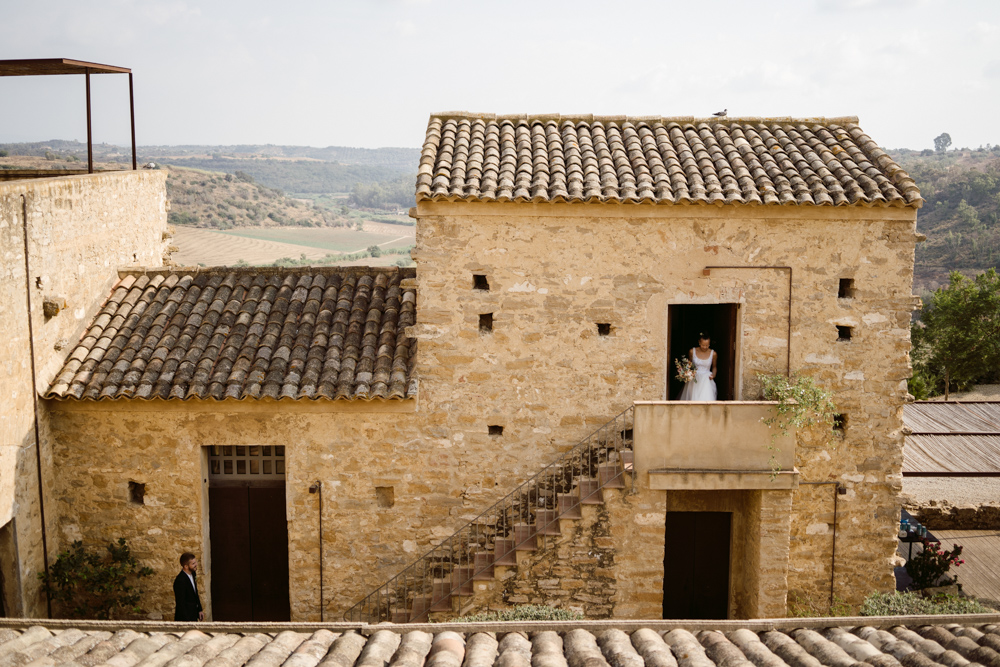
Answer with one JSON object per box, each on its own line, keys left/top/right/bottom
{"left": 219, "top": 227, "right": 413, "bottom": 253}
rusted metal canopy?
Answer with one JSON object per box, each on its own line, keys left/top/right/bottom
{"left": 0, "top": 58, "right": 136, "bottom": 173}
{"left": 0, "top": 58, "right": 131, "bottom": 76}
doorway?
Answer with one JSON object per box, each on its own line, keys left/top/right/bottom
{"left": 667, "top": 303, "right": 739, "bottom": 400}
{"left": 207, "top": 446, "right": 290, "bottom": 621}
{"left": 663, "top": 511, "right": 732, "bottom": 619}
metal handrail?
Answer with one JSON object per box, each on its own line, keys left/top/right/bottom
{"left": 343, "top": 406, "right": 634, "bottom": 622}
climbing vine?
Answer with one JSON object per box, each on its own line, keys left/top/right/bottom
{"left": 759, "top": 373, "right": 838, "bottom": 475}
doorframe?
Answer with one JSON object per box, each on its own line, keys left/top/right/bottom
{"left": 199, "top": 447, "right": 212, "bottom": 621}
{"left": 202, "top": 445, "right": 291, "bottom": 622}
{"left": 663, "top": 301, "right": 744, "bottom": 400}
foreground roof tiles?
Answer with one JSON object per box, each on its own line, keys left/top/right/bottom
{"left": 1, "top": 620, "right": 1000, "bottom": 667}
{"left": 45, "top": 267, "right": 417, "bottom": 402}
{"left": 417, "top": 113, "right": 922, "bottom": 208}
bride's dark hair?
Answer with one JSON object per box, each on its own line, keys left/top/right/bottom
{"left": 697, "top": 332, "right": 711, "bottom": 342}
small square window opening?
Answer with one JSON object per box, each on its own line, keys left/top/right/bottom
{"left": 837, "top": 325, "right": 852, "bottom": 341}
{"left": 833, "top": 414, "right": 847, "bottom": 433}
{"left": 128, "top": 481, "right": 145, "bottom": 505}
{"left": 376, "top": 486, "right": 395, "bottom": 508}
{"left": 838, "top": 278, "right": 856, "bottom": 299}
{"left": 488, "top": 425, "right": 504, "bottom": 436}
{"left": 596, "top": 323, "right": 611, "bottom": 336}
{"left": 479, "top": 313, "right": 493, "bottom": 333}
{"left": 473, "top": 274, "right": 490, "bottom": 291}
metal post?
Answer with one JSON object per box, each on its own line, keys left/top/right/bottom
{"left": 309, "top": 481, "right": 324, "bottom": 621}
{"left": 85, "top": 69, "right": 93, "bottom": 174}
{"left": 129, "top": 73, "right": 137, "bottom": 170}
{"left": 21, "top": 196, "right": 52, "bottom": 618}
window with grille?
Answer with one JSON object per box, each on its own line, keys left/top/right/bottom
{"left": 209, "top": 445, "right": 285, "bottom": 479}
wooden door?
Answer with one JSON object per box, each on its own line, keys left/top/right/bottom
{"left": 208, "top": 487, "right": 253, "bottom": 620}
{"left": 663, "top": 512, "right": 731, "bottom": 619}
{"left": 712, "top": 304, "right": 739, "bottom": 401}
{"left": 248, "top": 486, "right": 291, "bottom": 621}
{"left": 208, "top": 484, "right": 290, "bottom": 621}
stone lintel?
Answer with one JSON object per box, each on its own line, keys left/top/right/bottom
{"left": 648, "top": 468, "right": 800, "bottom": 490}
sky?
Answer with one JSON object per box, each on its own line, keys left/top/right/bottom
{"left": 1, "top": 0, "right": 998, "bottom": 151}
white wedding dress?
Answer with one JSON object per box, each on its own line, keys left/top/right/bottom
{"left": 678, "top": 349, "right": 718, "bottom": 401}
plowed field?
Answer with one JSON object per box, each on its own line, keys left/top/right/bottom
{"left": 170, "top": 224, "right": 414, "bottom": 267}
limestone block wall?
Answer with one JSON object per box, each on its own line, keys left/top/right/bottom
{"left": 413, "top": 201, "right": 918, "bottom": 611}
{"left": 42, "top": 199, "right": 917, "bottom": 621}
{"left": 0, "top": 172, "right": 167, "bottom": 616}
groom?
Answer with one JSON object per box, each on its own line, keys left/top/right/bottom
{"left": 173, "top": 552, "right": 204, "bottom": 621}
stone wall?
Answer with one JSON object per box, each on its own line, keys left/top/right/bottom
{"left": 43, "top": 199, "right": 917, "bottom": 620}
{"left": 456, "top": 493, "right": 623, "bottom": 619}
{"left": 907, "top": 503, "right": 1000, "bottom": 530}
{"left": 0, "top": 172, "right": 167, "bottom": 616}
{"left": 413, "top": 202, "right": 918, "bottom": 613}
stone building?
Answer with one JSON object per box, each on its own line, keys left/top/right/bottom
{"left": 7, "top": 113, "right": 922, "bottom": 622}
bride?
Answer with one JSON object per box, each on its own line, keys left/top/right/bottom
{"left": 678, "top": 333, "right": 718, "bottom": 401}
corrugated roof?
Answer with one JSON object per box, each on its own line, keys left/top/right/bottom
{"left": 1, "top": 620, "right": 1000, "bottom": 667}
{"left": 904, "top": 435, "right": 1000, "bottom": 474}
{"left": 417, "top": 113, "right": 923, "bottom": 208}
{"left": 904, "top": 403, "right": 1000, "bottom": 434}
{"left": 903, "top": 403, "right": 1000, "bottom": 475}
{"left": 45, "top": 267, "right": 417, "bottom": 402}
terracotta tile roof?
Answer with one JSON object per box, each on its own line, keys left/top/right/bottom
{"left": 1, "top": 619, "right": 1000, "bottom": 667}
{"left": 417, "top": 113, "right": 922, "bottom": 208}
{"left": 45, "top": 267, "right": 417, "bottom": 402}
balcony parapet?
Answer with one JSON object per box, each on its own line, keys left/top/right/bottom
{"left": 633, "top": 401, "right": 798, "bottom": 491}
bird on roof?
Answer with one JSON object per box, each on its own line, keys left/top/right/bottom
{"left": 712, "top": 109, "right": 727, "bottom": 117}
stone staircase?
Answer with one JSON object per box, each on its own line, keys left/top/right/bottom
{"left": 343, "top": 407, "right": 635, "bottom": 623}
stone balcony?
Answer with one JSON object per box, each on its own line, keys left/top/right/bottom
{"left": 633, "top": 401, "right": 798, "bottom": 490}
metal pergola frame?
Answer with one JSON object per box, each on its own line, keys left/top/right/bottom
{"left": 0, "top": 58, "right": 136, "bottom": 173}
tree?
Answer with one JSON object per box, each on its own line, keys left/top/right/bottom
{"left": 911, "top": 269, "right": 1000, "bottom": 398}
{"left": 934, "top": 133, "right": 952, "bottom": 153}
{"left": 39, "top": 538, "right": 154, "bottom": 619}
{"left": 368, "top": 244, "right": 382, "bottom": 257}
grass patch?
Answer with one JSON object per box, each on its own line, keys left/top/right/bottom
{"left": 449, "top": 605, "right": 584, "bottom": 623}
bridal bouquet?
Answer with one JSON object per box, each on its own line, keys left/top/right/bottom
{"left": 674, "top": 357, "right": 695, "bottom": 384}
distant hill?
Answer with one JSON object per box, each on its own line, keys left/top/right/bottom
{"left": 0, "top": 140, "right": 419, "bottom": 196}
{"left": 5, "top": 139, "right": 1000, "bottom": 292}
{"left": 890, "top": 146, "right": 1000, "bottom": 292}
{"left": 141, "top": 143, "right": 419, "bottom": 170}
{"left": 164, "top": 165, "right": 337, "bottom": 229}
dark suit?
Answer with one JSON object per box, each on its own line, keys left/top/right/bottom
{"left": 173, "top": 570, "right": 202, "bottom": 621}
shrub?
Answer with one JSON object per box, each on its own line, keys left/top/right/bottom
{"left": 787, "top": 591, "right": 853, "bottom": 617}
{"left": 860, "top": 591, "right": 992, "bottom": 616}
{"left": 906, "top": 538, "right": 964, "bottom": 589}
{"left": 38, "top": 538, "right": 154, "bottom": 619}
{"left": 368, "top": 245, "right": 382, "bottom": 257}
{"left": 450, "top": 605, "right": 583, "bottom": 623}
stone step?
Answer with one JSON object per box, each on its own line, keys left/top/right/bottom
{"left": 495, "top": 538, "right": 517, "bottom": 565}
{"left": 535, "top": 508, "right": 561, "bottom": 535}
{"left": 577, "top": 478, "right": 603, "bottom": 504}
{"left": 558, "top": 492, "right": 582, "bottom": 519}
{"left": 473, "top": 552, "right": 494, "bottom": 579}
{"left": 430, "top": 579, "right": 452, "bottom": 611}
{"left": 391, "top": 609, "right": 410, "bottom": 623}
{"left": 451, "top": 566, "right": 474, "bottom": 595}
{"left": 409, "top": 595, "right": 431, "bottom": 622}
{"left": 513, "top": 523, "right": 537, "bottom": 550}
{"left": 599, "top": 462, "right": 625, "bottom": 488}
